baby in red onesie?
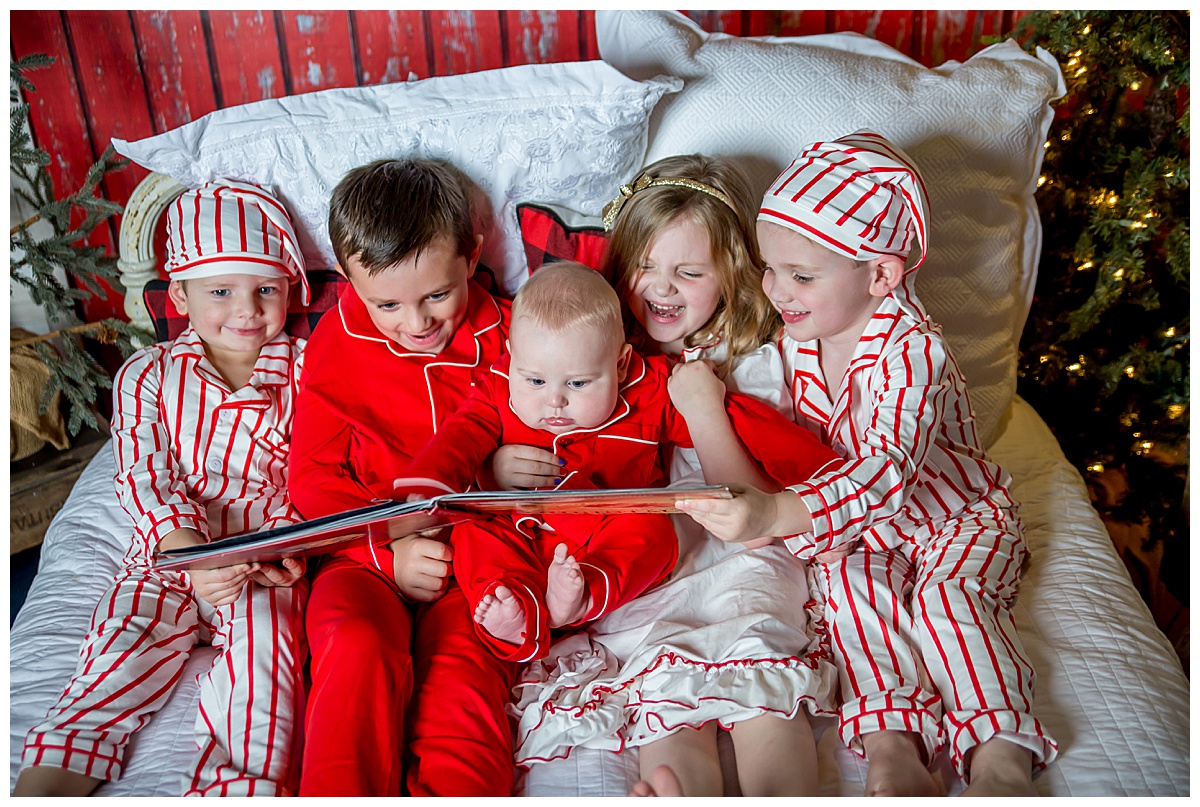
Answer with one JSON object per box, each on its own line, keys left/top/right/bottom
{"left": 398, "top": 261, "right": 835, "bottom": 663}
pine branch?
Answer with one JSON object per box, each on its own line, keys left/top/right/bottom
{"left": 10, "top": 54, "right": 139, "bottom": 438}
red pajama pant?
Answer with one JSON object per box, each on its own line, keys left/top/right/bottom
{"left": 300, "top": 555, "right": 518, "bottom": 797}
{"left": 818, "top": 514, "right": 1057, "bottom": 776}
{"left": 452, "top": 511, "right": 679, "bottom": 663}
{"left": 22, "top": 564, "right": 307, "bottom": 795}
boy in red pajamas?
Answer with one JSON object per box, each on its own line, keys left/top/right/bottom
{"left": 287, "top": 158, "right": 515, "bottom": 797}
{"left": 398, "top": 261, "right": 839, "bottom": 663}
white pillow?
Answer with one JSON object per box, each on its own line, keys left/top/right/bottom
{"left": 597, "top": 10, "right": 1065, "bottom": 447}
{"left": 112, "top": 61, "right": 680, "bottom": 295}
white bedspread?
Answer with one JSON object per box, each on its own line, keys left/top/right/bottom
{"left": 10, "top": 397, "right": 1190, "bottom": 796}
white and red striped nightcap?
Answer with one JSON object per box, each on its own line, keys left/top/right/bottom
{"left": 165, "top": 180, "right": 309, "bottom": 305}
{"left": 759, "top": 130, "right": 930, "bottom": 270}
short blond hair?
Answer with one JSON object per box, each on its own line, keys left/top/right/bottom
{"left": 511, "top": 262, "right": 625, "bottom": 353}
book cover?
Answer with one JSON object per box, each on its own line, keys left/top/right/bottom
{"left": 153, "top": 485, "right": 732, "bottom": 571}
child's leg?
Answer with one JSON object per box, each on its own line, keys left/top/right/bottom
{"left": 548, "top": 512, "right": 678, "bottom": 625}
{"left": 16, "top": 567, "right": 198, "bottom": 794}
{"left": 961, "top": 736, "right": 1037, "bottom": 796}
{"left": 819, "top": 549, "right": 944, "bottom": 796}
{"left": 635, "top": 723, "right": 722, "bottom": 797}
{"left": 728, "top": 713, "right": 819, "bottom": 796}
{"left": 187, "top": 575, "right": 308, "bottom": 796}
{"left": 301, "top": 558, "right": 414, "bottom": 796}
{"left": 911, "top": 518, "right": 1056, "bottom": 782}
{"left": 407, "top": 582, "right": 519, "bottom": 797}
{"left": 453, "top": 519, "right": 552, "bottom": 661}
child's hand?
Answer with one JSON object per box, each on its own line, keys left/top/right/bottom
{"left": 676, "top": 486, "right": 813, "bottom": 545}
{"left": 249, "top": 556, "right": 306, "bottom": 587}
{"left": 667, "top": 360, "right": 726, "bottom": 422}
{"left": 484, "top": 444, "right": 563, "bottom": 490}
{"left": 190, "top": 564, "right": 257, "bottom": 607}
{"left": 390, "top": 534, "right": 454, "bottom": 602}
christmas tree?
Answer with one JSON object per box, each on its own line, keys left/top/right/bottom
{"left": 10, "top": 55, "right": 148, "bottom": 437}
{"left": 1007, "top": 12, "right": 1189, "bottom": 601}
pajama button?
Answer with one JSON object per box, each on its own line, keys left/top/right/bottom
{"left": 207, "top": 459, "right": 222, "bottom": 471}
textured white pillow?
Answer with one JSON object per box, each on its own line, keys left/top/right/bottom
{"left": 597, "top": 10, "right": 1065, "bottom": 447}
{"left": 113, "top": 61, "right": 679, "bottom": 295}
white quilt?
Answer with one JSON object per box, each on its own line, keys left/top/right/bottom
{"left": 9, "top": 397, "right": 1190, "bottom": 796}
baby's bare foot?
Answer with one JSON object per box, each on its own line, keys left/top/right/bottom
{"left": 474, "top": 585, "right": 526, "bottom": 645}
{"left": 546, "top": 543, "right": 591, "bottom": 628}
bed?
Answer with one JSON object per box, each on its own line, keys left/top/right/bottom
{"left": 10, "top": 10, "right": 1190, "bottom": 797}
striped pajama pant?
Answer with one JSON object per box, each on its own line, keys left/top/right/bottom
{"left": 21, "top": 563, "right": 308, "bottom": 796}
{"left": 818, "top": 513, "right": 1057, "bottom": 777}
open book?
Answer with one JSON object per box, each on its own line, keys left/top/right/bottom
{"left": 153, "top": 485, "right": 733, "bottom": 571}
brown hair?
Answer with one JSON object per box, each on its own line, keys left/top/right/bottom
{"left": 599, "top": 154, "right": 781, "bottom": 364}
{"left": 511, "top": 262, "right": 625, "bottom": 355}
{"left": 328, "top": 158, "right": 476, "bottom": 276}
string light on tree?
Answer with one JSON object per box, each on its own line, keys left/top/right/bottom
{"left": 1005, "top": 11, "right": 1188, "bottom": 588}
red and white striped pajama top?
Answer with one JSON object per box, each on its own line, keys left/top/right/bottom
{"left": 21, "top": 327, "right": 308, "bottom": 795}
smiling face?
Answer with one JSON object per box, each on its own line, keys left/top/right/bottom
{"left": 626, "top": 215, "right": 723, "bottom": 356}
{"left": 757, "top": 221, "right": 895, "bottom": 351}
{"left": 168, "top": 272, "right": 289, "bottom": 370}
{"left": 506, "top": 317, "right": 631, "bottom": 435}
{"left": 341, "top": 235, "right": 477, "bottom": 354}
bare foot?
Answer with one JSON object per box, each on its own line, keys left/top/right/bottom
{"left": 861, "top": 730, "right": 943, "bottom": 797}
{"left": 474, "top": 585, "right": 526, "bottom": 645}
{"left": 962, "top": 738, "right": 1036, "bottom": 796}
{"left": 546, "top": 543, "right": 591, "bottom": 628}
{"left": 13, "top": 765, "right": 101, "bottom": 797}
{"left": 629, "top": 765, "right": 684, "bottom": 797}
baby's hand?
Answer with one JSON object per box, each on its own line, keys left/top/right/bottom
{"left": 668, "top": 360, "right": 726, "bottom": 422}
{"left": 484, "top": 444, "right": 564, "bottom": 490}
{"left": 675, "top": 485, "right": 779, "bottom": 545}
{"left": 249, "top": 556, "right": 306, "bottom": 587}
{"left": 190, "top": 563, "right": 257, "bottom": 607}
{"left": 391, "top": 534, "right": 453, "bottom": 602}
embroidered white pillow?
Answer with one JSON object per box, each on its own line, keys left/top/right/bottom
{"left": 597, "top": 10, "right": 1065, "bottom": 447}
{"left": 113, "top": 61, "right": 680, "bottom": 295}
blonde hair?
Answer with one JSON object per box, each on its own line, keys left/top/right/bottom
{"left": 511, "top": 262, "right": 625, "bottom": 354}
{"left": 600, "top": 154, "right": 781, "bottom": 364}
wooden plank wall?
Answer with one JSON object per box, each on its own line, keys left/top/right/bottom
{"left": 10, "top": 9, "right": 1022, "bottom": 324}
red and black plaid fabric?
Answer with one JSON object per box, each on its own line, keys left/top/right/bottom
{"left": 517, "top": 203, "right": 610, "bottom": 284}
{"left": 142, "top": 270, "right": 348, "bottom": 343}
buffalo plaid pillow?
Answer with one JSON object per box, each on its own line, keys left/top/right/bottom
{"left": 142, "top": 270, "right": 347, "bottom": 343}
{"left": 517, "top": 203, "right": 610, "bottom": 285}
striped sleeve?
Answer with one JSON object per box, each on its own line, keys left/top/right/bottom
{"left": 111, "top": 347, "right": 209, "bottom": 557}
{"left": 787, "top": 333, "right": 950, "bottom": 554}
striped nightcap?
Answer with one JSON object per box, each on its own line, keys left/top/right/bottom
{"left": 759, "top": 131, "right": 930, "bottom": 270}
{"left": 165, "top": 180, "right": 310, "bottom": 305}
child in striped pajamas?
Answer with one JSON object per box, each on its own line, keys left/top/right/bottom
{"left": 677, "top": 131, "right": 1058, "bottom": 796}
{"left": 14, "top": 181, "right": 311, "bottom": 797}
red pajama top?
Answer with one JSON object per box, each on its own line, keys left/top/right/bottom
{"left": 111, "top": 327, "right": 304, "bottom": 563}
{"left": 399, "top": 350, "right": 839, "bottom": 500}
{"left": 288, "top": 279, "right": 510, "bottom": 567}
{"left": 781, "top": 278, "right": 1019, "bottom": 557}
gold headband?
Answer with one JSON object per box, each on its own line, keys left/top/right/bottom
{"left": 601, "top": 172, "right": 739, "bottom": 232}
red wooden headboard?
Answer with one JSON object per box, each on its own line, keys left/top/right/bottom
{"left": 10, "top": 10, "right": 1025, "bottom": 323}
